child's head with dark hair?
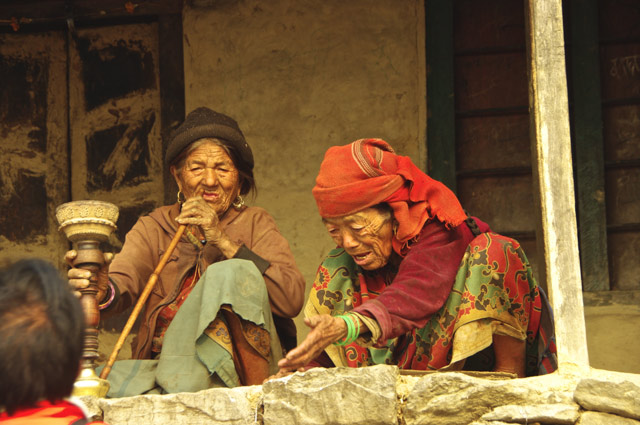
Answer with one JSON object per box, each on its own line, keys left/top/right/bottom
{"left": 0, "top": 258, "right": 85, "bottom": 415}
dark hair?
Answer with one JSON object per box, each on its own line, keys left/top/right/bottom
{"left": 170, "top": 137, "right": 257, "bottom": 197}
{"left": 0, "top": 258, "right": 85, "bottom": 415}
{"left": 370, "top": 202, "right": 394, "bottom": 220}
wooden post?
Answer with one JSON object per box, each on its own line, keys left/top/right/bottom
{"left": 569, "top": 0, "right": 610, "bottom": 292}
{"left": 159, "top": 12, "right": 185, "bottom": 206}
{"left": 524, "top": 0, "right": 590, "bottom": 368}
{"left": 425, "top": 0, "right": 456, "bottom": 192}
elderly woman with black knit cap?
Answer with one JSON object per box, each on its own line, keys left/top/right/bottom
{"left": 67, "top": 107, "right": 305, "bottom": 394}
{"left": 276, "top": 138, "right": 556, "bottom": 378}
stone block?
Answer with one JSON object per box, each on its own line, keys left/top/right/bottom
{"left": 404, "top": 372, "right": 575, "bottom": 425}
{"left": 96, "top": 386, "right": 262, "bottom": 425}
{"left": 481, "top": 403, "right": 580, "bottom": 424}
{"left": 77, "top": 396, "right": 103, "bottom": 421}
{"left": 574, "top": 377, "right": 640, "bottom": 420}
{"left": 578, "top": 411, "right": 640, "bottom": 425}
{"left": 263, "top": 365, "right": 399, "bottom": 425}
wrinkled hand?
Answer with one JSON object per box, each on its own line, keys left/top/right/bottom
{"left": 65, "top": 250, "right": 113, "bottom": 301}
{"left": 176, "top": 196, "right": 241, "bottom": 258}
{"left": 277, "top": 314, "right": 347, "bottom": 372}
{"left": 262, "top": 367, "right": 304, "bottom": 384}
{"left": 176, "top": 197, "right": 224, "bottom": 244}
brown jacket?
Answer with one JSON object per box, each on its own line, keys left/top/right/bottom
{"left": 106, "top": 203, "right": 306, "bottom": 359}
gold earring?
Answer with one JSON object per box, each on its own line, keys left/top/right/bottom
{"left": 177, "top": 190, "right": 185, "bottom": 204}
{"left": 392, "top": 221, "right": 398, "bottom": 236}
{"left": 232, "top": 195, "right": 245, "bottom": 209}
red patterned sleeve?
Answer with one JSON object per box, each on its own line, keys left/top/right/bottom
{"left": 353, "top": 218, "right": 490, "bottom": 343}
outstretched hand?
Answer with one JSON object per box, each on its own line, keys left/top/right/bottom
{"left": 276, "top": 314, "right": 347, "bottom": 373}
{"left": 263, "top": 367, "right": 304, "bottom": 384}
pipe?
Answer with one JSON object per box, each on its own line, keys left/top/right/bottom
{"left": 100, "top": 224, "right": 186, "bottom": 380}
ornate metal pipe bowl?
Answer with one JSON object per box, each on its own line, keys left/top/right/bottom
{"left": 55, "top": 200, "right": 119, "bottom": 242}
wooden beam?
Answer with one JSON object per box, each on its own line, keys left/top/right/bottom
{"left": 0, "top": 0, "right": 182, "bottom": 31}
{"left": 159, "top": 12, "right": 185, "bottom": 206}
{"left": 569, "top": 0, "right": 610, "bottom": 291}
{"left": 425, "top": 0, "right": 456, "bottom": 192}
{"left": 524, "top": 0, "right": 590, "bottom": 368}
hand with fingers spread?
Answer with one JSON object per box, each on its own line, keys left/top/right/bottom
{"left": 64, "top": 250, "right": 113, "bottom": 302}
{"left": 277, "top": 314, "right": 348, "bottom": 372}
{"left": 262, "top": 366, "right": 304, "bottom": 384}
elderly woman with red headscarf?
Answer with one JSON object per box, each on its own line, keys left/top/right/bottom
{"left": 277, "top": 138, "right": 556, "bottom": 378}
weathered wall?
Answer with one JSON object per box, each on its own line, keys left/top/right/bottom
{"left": 68, "top": 23, "right": 165, "bottom": 232}
{"left": 182, "top": 0, "right": 426, "bottom": 339}
{"left": 0, "top": 31, "right": 69, "bottom": 269}
{"left": 583, "top": 291, "right": 640, "bottom": 374}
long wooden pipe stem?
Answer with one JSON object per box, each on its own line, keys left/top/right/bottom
{"left": 100, "top": 224, "right": 186, "bottom": 380}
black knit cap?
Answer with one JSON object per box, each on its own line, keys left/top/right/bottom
{"left": 165, "top": 107, "right": 254, "bottom": 169}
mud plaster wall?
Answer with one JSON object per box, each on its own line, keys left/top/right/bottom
{"left": 182, "top": 0, "right": 427, "bottom": 339}
{"left": 583, "top": 291, "right": 640, "bottom": 374}
{"left": 68, "top": 23, "right": 165, "bottom": 238}
{"left": 0, "top": 32, "right": 69, "bottom": 268}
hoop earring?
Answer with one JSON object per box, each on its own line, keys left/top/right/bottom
{"left": 232, "top": 195, "right": 245, "bottom": 210}
{"left": 177, "top": 190, "right": 186, "bottom": 205}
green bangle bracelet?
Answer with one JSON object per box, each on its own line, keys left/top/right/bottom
{"left": 353, "top": 315, "right": 361, "bottom": 342}
{"left": 334, "top": 314, "right": 359, "bottom": 346}
{"left": 346, "top": 315, "right": 355, "bottom": 343}
{"left": 334, "top": 315, "right": 351, "bottom": 346}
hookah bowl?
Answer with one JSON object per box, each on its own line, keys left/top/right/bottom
{"left": 56, "top": 200, "right": 119, "bottom": 398}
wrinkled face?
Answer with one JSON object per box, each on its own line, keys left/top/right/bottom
{"left": 323, "top": 207, "right": 394, "bottom": 271}
{"left": 172, "top": 140, "right": 240, "bottom": 216}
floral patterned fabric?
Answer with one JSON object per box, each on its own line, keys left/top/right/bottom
{"left": 152, "top": 266, "right": 201, "bottom": 355}
{"left": 307, "top": 232, "right": 557, "bottom": 376}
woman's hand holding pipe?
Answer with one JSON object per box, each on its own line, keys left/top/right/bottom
{"left": 65, "top": 250, "right": 113, "bottom": 301}
{"left": 176, "top": 196, "right": 240, "bottom": 258}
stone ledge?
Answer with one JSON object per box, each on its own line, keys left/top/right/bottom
{"left": 78, "top": 365, "right": 640, "bottom": 425}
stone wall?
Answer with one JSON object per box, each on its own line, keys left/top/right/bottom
{"left": 80, "top": 365, "right": 640, "bottom": 425}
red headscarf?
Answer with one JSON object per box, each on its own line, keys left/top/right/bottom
{"left": 312, "top": 139, "right": 467, "bottom": 254}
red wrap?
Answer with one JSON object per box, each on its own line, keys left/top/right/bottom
{"left": 312, "top": 139, "right": 467, "bottom": 254}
